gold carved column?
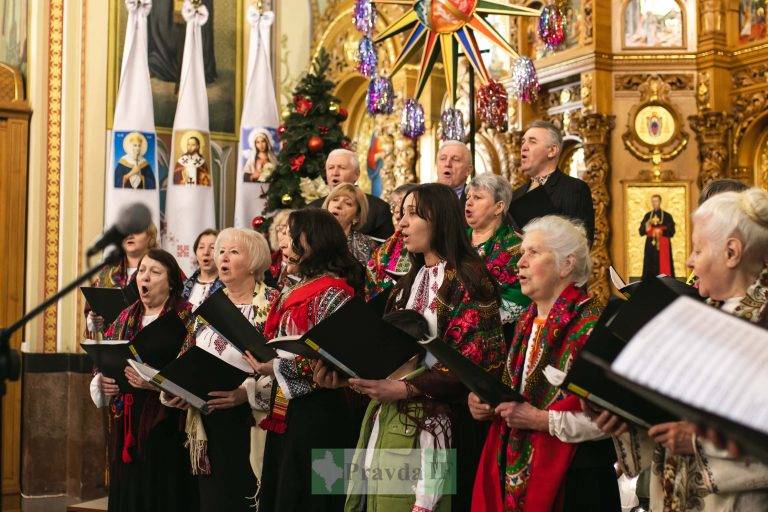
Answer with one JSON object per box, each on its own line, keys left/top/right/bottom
{"left": 577, "top": 113, "right": 615, "bottom": 303}
{"left": 506, "top": 130, "right": 525, "bottom": 188}
{"left": 691, "top": 0, "right": 732, "bottom": 189}
{"left": 688, "top": 111, "right": 734, "bottom": 188}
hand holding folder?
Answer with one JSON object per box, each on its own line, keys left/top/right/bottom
{"left": 130, "top": 346, "right": 250, "bottom": 414}
{"left": 608, "top": 296, "right": 768, "bottom": 463}
{"left": 80, "top": 312, "right": 189, "bottom": 392}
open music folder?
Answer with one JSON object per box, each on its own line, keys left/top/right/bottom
{"left": 608, "top": 275, "right": 701, "bottom": 343}
{"left": 194, "top": 288, "right": 278, "bottom": 362}
{"left": 557, "top": 299, "right": 676, "bottom": 428}
{"left": 418, "top": 337, "right": 522, "bottom": 407}
{"left": 268, "top": 296, "right": 423, "bottom": 380}
{"left": 80, "top": 312, "right": 188, "bottom": 392}
{"left": 129, "top": 346, "right": 250, "bottom": 414}
{"left": 80, "top": 287, "right": 130, "bottom": 326}
{"left": 608, "top": 296, "right": 768, "bottom": 463}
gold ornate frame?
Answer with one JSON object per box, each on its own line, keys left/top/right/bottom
{"left": 106, "top": 0, "right": 244, "bottom": 141}
{"left": 620, "top": 0, "right": 686, "bottom": 51}
{"left": 622, "top": 180, "right": 690, "bottom": 280}
{"left": 622, "top": 76, "right": 688, "bottom": 178}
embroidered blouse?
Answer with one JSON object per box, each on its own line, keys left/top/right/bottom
{"left": 270, "top": 277, "right": 354, "bottom": 400}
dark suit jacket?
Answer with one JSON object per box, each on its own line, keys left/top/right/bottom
{"left": 308, "top": 192, "right": 394, "bottom": 240}
{"left": 510, "top": 169, "right": 595, "bottom": 245}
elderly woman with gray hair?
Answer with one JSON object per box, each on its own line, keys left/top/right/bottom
{"left": 595, "top": 187, "right": 768, "bottom": 512}
{"left": 465, "top": 173, "right": 530, "bottom": 332}
{"left": 165, "top": 227, "right": 279, "bottom": 512}
{"left": 470, "top": 215, "right": 620, "bottom": 511}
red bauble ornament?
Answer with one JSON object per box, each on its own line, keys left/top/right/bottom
{"left": 277, "top": 124, "right": 287, "bottom": 137}
{"left": 477, "top": 81, "right": 509, "bottom": 132}
{"left": 307, "top": 136, "right": 324, "bottom": 153}
{"left": 295, "top": 96, "right": 313, "bottom": 116}
{"left": 319, "top": 125, "right": 329, "bottom": 135}
{"left": 338, "top": 107, "right": 348, "bottom": 120}
{"left": 341, "top": 138, "right": 351, "bottom": 150}
{"left": 251, "top": 215, "right": 265, "bottom": 230}
{"left": 290, "top": 154, "right": 306, "bottom": 172}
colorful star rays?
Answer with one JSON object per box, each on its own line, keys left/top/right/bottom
{"left": 373, "top": 0, "right": 540, "bottom": 104}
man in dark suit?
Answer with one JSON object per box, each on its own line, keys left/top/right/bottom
{"left": 308, "top": 148, "right": 394, "bottom": 240}
{"left": 435, "top": 140, "right": 472, "bottom": 209}
{"left": 511, "top": 120, "right": 595, "bottom": 244}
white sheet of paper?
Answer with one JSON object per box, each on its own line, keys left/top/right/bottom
{"left": 612, "top": 296, "right": 768, "bottom": 434}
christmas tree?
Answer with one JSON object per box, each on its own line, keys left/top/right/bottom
{"left": 265, "top": 49, "right": 349, "bottom": 212}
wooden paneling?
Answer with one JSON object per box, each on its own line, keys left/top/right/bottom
{"left": 0, "top": 64, "right": 31, "bottom": 496}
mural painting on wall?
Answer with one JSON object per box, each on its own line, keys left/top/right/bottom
{"left": 740, "top": 0, "right": 767, "bottom": 44}
{"left": 623, "top": 0, "right": 684, "bottom": 49}
{"left": 116, "top": 0, "right": 240, "bottom": 135}
{"left": 482, "top": 15, "right": 513, "bottom": 79}
{"left": 527, "top": 0, "right": 581, "bottom": 59}
{"left": 0, "top": 0, "right": 27, "bottom": 78}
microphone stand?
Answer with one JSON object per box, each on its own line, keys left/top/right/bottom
{"left": 0, "top": 246, "right": 125, "bottom": 504}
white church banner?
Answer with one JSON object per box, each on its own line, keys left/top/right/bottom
{"left": 163, "top": 0, "right": 216, "bottom": 275}
{"left": 233, "top": 8, "right": 280, "bottom": 228}
{"left": 105, "top": 0, "right": 160, "bottom": 230}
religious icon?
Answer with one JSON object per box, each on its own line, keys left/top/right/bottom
{"left": 623, "top": 0, "right": 684, "bottom": 48}
{"left": 639, "top": 194, "right": 676, "bottom": 279}
{"left": 172, "top": 130, "right": 212, "bottom": 187}
{"left": 366, "top": 132, "right": 386, "bottom": 197}
{"left": 739, "top": 0, "right": 767, "bottom": 44}
{"left": 113, "top": 131, "right": 156, "bottom": 190}
{"left": 242, "top": 128, "right": 278, "bottom": 183}
{"left": 633, "top": 105, "right": 676, "bottom": 146}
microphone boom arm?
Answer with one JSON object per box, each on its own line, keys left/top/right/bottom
{"left": 0, "top": 246, "right": 125, "bottom": 387}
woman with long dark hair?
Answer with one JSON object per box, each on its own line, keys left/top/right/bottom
{"left": 89, "top": 248, "right": 198, "bottom": 512}
{"left": 320, "top": 183, "right": 505, "bottom": 512}
{"left": 244, "top": 208, "right": 365, "bottom": 511}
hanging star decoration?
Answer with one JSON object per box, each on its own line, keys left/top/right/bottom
{"left": 373, "top": 0, "right": 541, "bottom": 104}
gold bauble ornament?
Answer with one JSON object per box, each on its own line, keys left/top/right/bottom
{"left": 281, "top": 107, "right": 291, "bottom": 120}
{"left": 328, "top": 101, "right": 340, "bottom": 113}
{"left": 281, "top": 193, "right": 292, "bottom": 205}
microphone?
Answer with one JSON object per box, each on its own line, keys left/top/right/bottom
{"left": 87, "top": 203, "right": 152, "bottom": 257}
